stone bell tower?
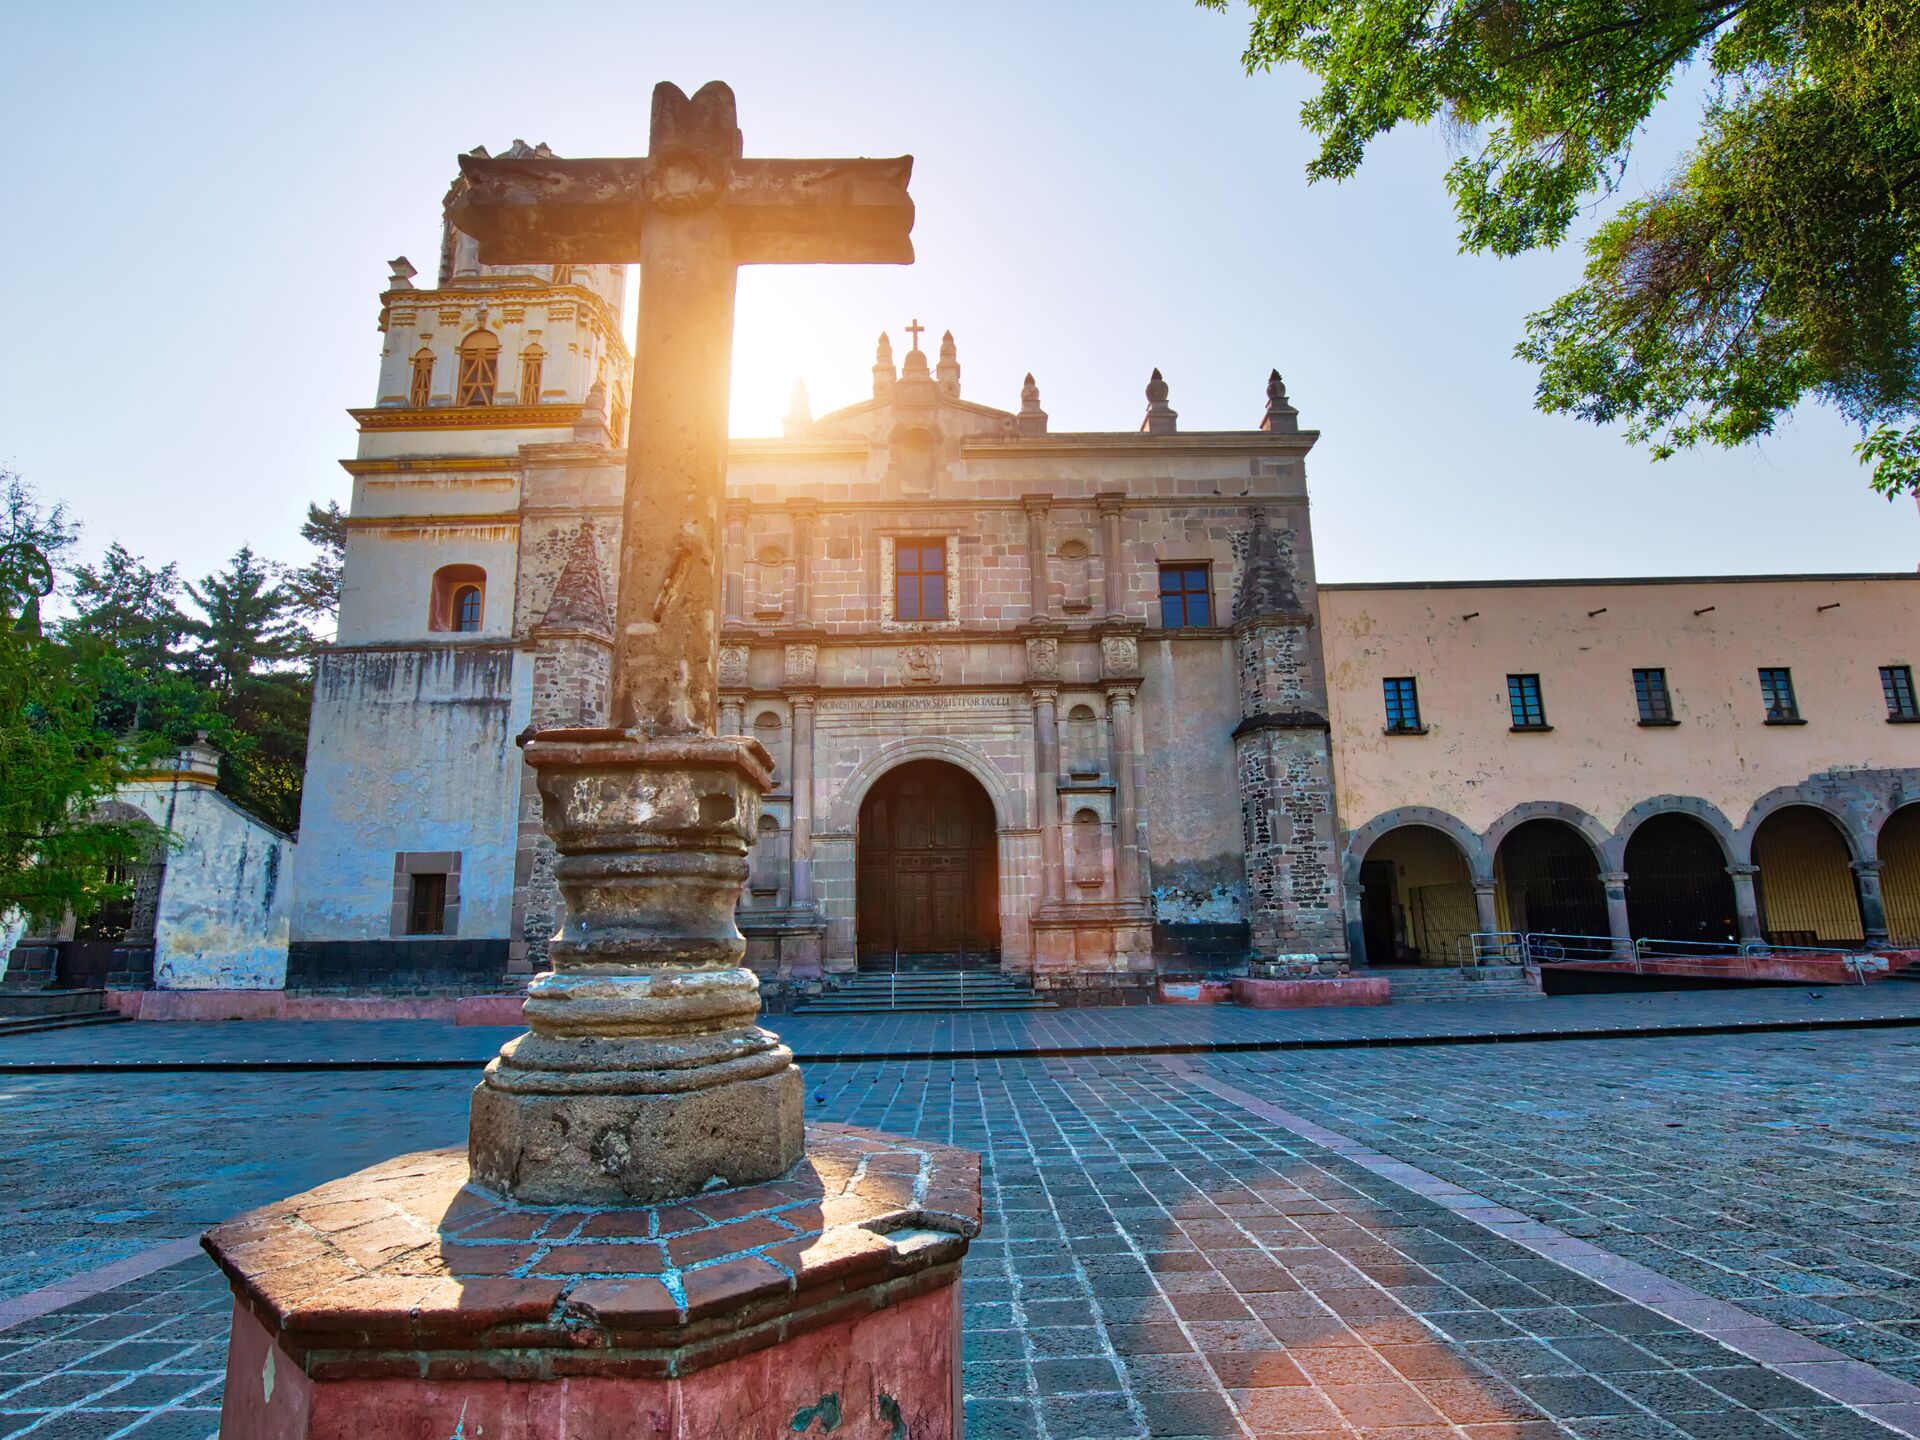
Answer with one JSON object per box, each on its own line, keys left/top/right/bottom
{"left": 1231, "top": 447, "right": 1350, "bottom": 967}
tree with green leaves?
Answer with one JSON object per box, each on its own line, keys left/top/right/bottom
{"left": 284, "top": 500, "right": 346, "bottom": 631}
{"left": 1206, "top": 0, "right": 1920, "bottom": 495}
{"left": 0, "top": 474, "right": 149, "bottom": 930}
{"left": 184, "top": 546, "right": 310, "bottom": 834}
{"left": 65, "top": 544, "right": 223, "bottom": 747}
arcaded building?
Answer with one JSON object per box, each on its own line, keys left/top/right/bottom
{"left": 266, "top": 155, "right": 1920, "bottom": 999}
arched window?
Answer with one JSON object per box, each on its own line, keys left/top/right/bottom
{"left": 518, "top": 345, "right": 545, "bottom": 406}
{"left": 455, "top": 331, "right": 499, "bottom": 406}
{"left": 408, "top": 348, "right": 435, "bottom": 408}
{"left": 429, "top": 565, "right": 486, "bottom": 633}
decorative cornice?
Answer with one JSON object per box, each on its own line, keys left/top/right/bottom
{"left": 343, "top": 512, "right": 519, "bottom": 530}
{"left": 1232, "top": 710, "right": 1331, "bottom": 738}
{"left": 342, "top": 457, "right": 524, "bottom": 476}
{"left": 351, "top": 403, "right": 585, "bottom": 432}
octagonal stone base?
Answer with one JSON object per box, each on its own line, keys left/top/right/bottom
{"left": 469, "top": 1059, "right": 804, "bottom": 1206}
{"left": 203, "top": 1123, "right": 980, "bottom": 1440}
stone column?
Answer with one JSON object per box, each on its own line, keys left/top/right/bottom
{"left": 1032, "top": 686, "right": 1062, "bottom": 902}
{"left": 1024, "top": 494, "right": 1050, "bottom": 620}
{"left": 724, "top": 502, "right": 746, "bottom": 625}
{"left": 792, "top": 500, "right": 815, "bottom": 625}
{"left": 1473, "top": 882, "right": 1500, "bottom": 939}
{"left": 1098, "top": 492, "right": 1126, "bottom": 618}
{"left": 1601, "top": 869, "right": 1633, "bottom": 959}
{"left": 790, "top": 691, "right": 817, "bottom": 908}
{"left": 1727, "top": 863, "right": 1763, "bottom": 945}
{"left": 1854, "top": 859, "right": 1890, "bottom": 946}
{"left": 1109, "top": 686, "right": 1142, "bottom": 899}
{"left": 719, "top": 696, "right": 743, "bottom": 738}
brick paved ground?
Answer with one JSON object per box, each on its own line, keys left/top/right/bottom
{"left": 4, "top": 1022, "right": 1918, "bottom": 1437}
{"left": 4, "top": 985, "right": 1918, "bottom": 1066}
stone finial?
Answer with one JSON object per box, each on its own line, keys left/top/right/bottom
{"left": 901, "top": 330, "right": 931, "bottom": 382}
{"left": 784, "top": 377, "right": 813, "bottom": 438}
{"left": 536, "top": 523, "right": 614, "bottom": 639}
{"left": 574, "top": 377, "right": 611, "bottom": 445}
{"left": 1232, "top": 508, "right": 1304, "bottom": 621}
{"left": 936, "top": 328, "right": 961, "bottom": 397}
{"left": 387, "top": 256, "right": 416, "bottom": 289}
{"left": 1141, "top": 368, "right": 1178, "bottom": 435}
{"left": 501, "top": 138, "right": 557, "bottom": 160}
{"left": 1259, "top": 368, "right": 1299, "bottom": 434}
{"left": 872, "top": 331, "right": 896, "bottom": 398}
{"left": 1017, "top": 372, "right": 1049, "bottom": 437}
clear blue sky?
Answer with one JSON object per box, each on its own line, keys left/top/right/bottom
{"left": 2, "top": 0, "right": 1912, "bottom": 588}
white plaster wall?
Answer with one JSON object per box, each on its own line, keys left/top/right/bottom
{"left": 336, "top": 526, "right": 520, "bottom": 645}
{"left": 290, "top": 646, "right": 529, "bottom": 944}
{"left": 118, "top": 782, "right": 294, "bottom": 990}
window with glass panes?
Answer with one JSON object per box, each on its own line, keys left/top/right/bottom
{"left": 1883, "top": 665, "right": 1918, "bottom": 720}
{"left": 1633, "top": 668, "right": 1674, "bottom": 723}
{"left": 1383, "top": 677, "right": 1423, "bottom": 732}
{"left": 1507, "top": 674, "right": 1548, "bottom": 728}
{"left": 1759, "top": 668, "right": 1799, "bottom": 721}
{"left": 454, "top": 585, "right": 483, "bottom": 633}
{"left": 894, "top": 540, "right": 947, "bottom": 620}
{"left": 1158, "top": 565, "right": 1211, "bottom": 627}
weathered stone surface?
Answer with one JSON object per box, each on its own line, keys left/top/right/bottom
{"left": 202, "top": 1124, "right": 980, "bottom": 1376}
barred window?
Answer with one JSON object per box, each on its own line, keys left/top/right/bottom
{"left": 408, "top": 348, "right": 434, "bottom": 407}
{"left": 1507, "top": 674, "right": 1548, "bottom": 730}
{"left": 518, "top": 346, "right": 544, "bottom": 406}
{"left": 455, "top": 330, "right": 499, "bottom": 406}
{"left": 1383, "top": 677, "right": 1424, "bottom": 733}
{"left": 1633, "top": 668, "right": 1674, "bottom": 724}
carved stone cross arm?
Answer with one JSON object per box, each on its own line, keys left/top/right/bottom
{"left": 447, "top": 155, "right": 915, "bottom": 267}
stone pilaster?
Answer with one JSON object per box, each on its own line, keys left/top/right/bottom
{"left": 790, "top": 691, "right": 817, "bottom": 908}
{"left": 1230, "top": 510, "right": 1347, "bottom": 965}
{"left": 1473, "top": 882, "right": 1500, "bottom": 940}
{"left": 792, "top": 499, "right": 815, "bottom": 625}
{"left": 1728, "top": 863, "right": 1763, "bottom": 945}
{"left": 1098, "top": 492, "right": 1127, "bottom": 618}
{"left": 1601, "top": 869, "right": 1634, "bottom": 958}
{"left": 1854, "top": 859, "right": 1890, "bottom": 945}
{"left": 1024, "top": 494, "right": 1050, "bottom": 620}
{"left": 723, "top": 502, "right": 746, "bottom": 624}
{"left": 1109, "top": 686, "right": 1143, "bottom": 901}
{"left": 1032, "top": 685, "right": 1062, "bottom": 903}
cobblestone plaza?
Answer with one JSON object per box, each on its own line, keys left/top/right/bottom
{"left": 4, "top": 995, "right": 1920, "bottom": 1438}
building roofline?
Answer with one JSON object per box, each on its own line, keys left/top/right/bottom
{"left": 1320, "top": 571, "right": 1920, "bottom": 592}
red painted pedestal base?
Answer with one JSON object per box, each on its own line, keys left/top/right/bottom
{"left": 1232, "top": 974, "right": 1393, "bottom": 1008}
{"left": 203, "top": 1124, "right": 980, "bottom": 1440}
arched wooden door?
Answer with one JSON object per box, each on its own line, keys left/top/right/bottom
{"left": 856, "top": 760, "right": 999, "bottom": 971}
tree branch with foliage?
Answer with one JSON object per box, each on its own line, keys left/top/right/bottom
{"left": 1205, "top": 0, "right": 1920, "bottom": 494}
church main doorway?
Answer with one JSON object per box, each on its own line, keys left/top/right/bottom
{"left": 856, "top": 760, "right": 999, "bottom": 971}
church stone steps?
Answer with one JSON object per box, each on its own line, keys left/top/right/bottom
{"left": 793, "top": 970, "right": 1057, "bottom": 1013}
{"left": 1376, "top": 966, "right": 1544, "bottom": 1003}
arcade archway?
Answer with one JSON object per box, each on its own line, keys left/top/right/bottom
{"left": 1623, "top": 813, "right": 1738, "bottom": 947}
{"left": 1752, "top": 805, "right": 1865, "bottom": 947}
{"left": 1494, "top": 819, "right": 1607, "bottom": 940}
{"left": 1883, "top": 805, "right": 1920, "bottom": 945}
{"left": 1356, "top": 825, "right": 1477, "bottom": 966}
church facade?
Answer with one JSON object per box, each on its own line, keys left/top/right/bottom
{"left": 275, "top": 158, "right": 1920, "bottom": 999}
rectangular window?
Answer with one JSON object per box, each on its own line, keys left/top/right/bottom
{"left": 1507, "top": 674, "right": 1548, "bottom": 730}
{"left": 1759, "top": 667, "right": 1800, "bottom": 723}
{"left": 406, "top": 873, "right": 447, "bottom": 936}
{"left": 1883, "top": 665, "right": 1918, "bottom": 721}
{"left": 894, "top": 539, "right": 947, "bottom": 621}
{"left": 1382, "top": 677, "right": 1424, "bottom": 733}
{"left": 1158, "top": 565, "right": 1212, "bottom": 628}
{"left": 1633, "top": 668, "right": 1674, "bottom": 724}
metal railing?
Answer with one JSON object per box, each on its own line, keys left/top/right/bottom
{"left": 1457, "top": 930, "right": 1885, "bottom": 984}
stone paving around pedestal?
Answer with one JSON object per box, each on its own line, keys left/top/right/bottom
{"left": 4, "top": 985, "right": 1919, "bottom": 1068}
{"left": 4, "top": 1010, "right": 1920, "bottom": 1437}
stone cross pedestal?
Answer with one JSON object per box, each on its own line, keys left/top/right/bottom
{"left": 205, "top": 83, "right": 979, "bottom": 1440}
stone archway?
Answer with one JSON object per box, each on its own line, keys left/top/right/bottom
{"left": 1354, "top": 824, "right": 1478, "bottom": 967}
{"left": 1752, "top": 804, "right": 1867, "bottom": 947}
{"left": 1621, "top": 812, "right": 1739, "bottom": 947}
{"left": 1493, "top": 817, "right": 1609, "bottom": 941}
{"left": 854, "top": 760, "right": 1000, "bottom": 971}
{"left": 1881, "top": 804, "right": 1920, "bottom": 945}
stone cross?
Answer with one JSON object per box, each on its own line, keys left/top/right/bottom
{"left": 449, "top": 82, "right": 914, "bottom": 1205}
{"left": 450, "top": 80, "right": 913, "bottom": 736}
{"left": 904, "top": 316, "right": 925, "bottom": 351}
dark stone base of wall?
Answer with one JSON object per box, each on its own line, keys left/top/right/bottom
{"left": 286, "top": 939, "right": 511, "bottom": 993}
{"left": 1153, "top": 923, "right": 1251, "bottom": 975}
